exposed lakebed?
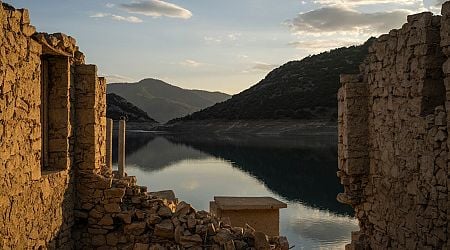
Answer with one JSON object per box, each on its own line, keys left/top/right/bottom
{"left": 112, "top": 131, "right": 358, "bottom": 249}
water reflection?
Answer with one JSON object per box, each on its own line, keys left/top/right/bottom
{"left": 113, "top": 131, "right": 358, "bottom": 249}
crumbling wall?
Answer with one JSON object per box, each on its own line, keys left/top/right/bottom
{"left": 338, "top": 8, "right": 450, "bottom": 250}
{"left": 0, "top": 2, "right": 289, "bottom": 249}
{"left": 0, "top": 4, "right": 74, "bottom": 249}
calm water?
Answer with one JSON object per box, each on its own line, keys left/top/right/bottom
{"left": 112, "top": 132, "right": 358, "bottom": 249}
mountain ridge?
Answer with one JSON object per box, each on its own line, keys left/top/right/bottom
{"left": 106, "top": 93, "right": 158, "bottom": 123}
{"left": 169, "top": 38, "right": 375, "bottom": 124}
{"left": 107, "top": 78, "right": 231, "bottom": 123}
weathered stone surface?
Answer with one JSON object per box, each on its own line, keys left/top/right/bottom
{"left": 180, "top": 234, "right": 203, "bottom": 247}
{"left": 133, "top": 243, "right": 149, "bottom": 250}
{"left": 338, "top": 4, "right": 450, "bottom": 249}
{"left": 157, "top": 206, "right": 172, "bottom": 218}
{"left": 154, "top": 219, "right": 174, "bottom": 239}
{"left": 116, "top": 212, "right": 132, "bottom": 224}
{"left": 254, "top": 232, "right": 270, "bottom": 250}
{"left": 92, "top": 235, "right": 106, "bottom": 246}
{"left": 105, "top": 188, "right": 125, "bottom": 199}
{"left": 146, "top": 214, "right": 162, "bottom": 225}
{"left": 213, "top": 228, "right": 234, "bottom": 244}
{"left": 106, "top": 233, "right": 119, "bottom": 246}
{"left": 104, "top": 203, "right": 121, "bottom": 213}
{"left": 124, "top": 222, "right": 147, "bottom": 236}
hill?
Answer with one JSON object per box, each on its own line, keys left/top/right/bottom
{"left": 107, "top": 78, "right": 231, "bottom": 123}
{"left": 169, "top": 38, "right": 374, "bottom": 123}
{"left": 106, "top": 93, "right": 157, "bottom": 123}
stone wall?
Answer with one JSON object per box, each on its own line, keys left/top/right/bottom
{"left": 0, "top": 2, "right": 288, "bottom": 249}
{"left": 0, "top": 3, "right": 74, "bottom": 249}
{"left": 338, "top": 5, "right": 450, "bottom": 250}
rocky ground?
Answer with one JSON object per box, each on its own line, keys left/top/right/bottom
{"left": 74, "top": 170, "right": 289, "bottom": 249}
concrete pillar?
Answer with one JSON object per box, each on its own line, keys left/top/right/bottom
{"left": 106, "top": 118, "right": 113, "bottom": 172}
{"left": 118, "top": 119, "right": 126, "bottom": 178}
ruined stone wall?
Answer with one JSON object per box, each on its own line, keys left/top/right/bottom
{"left": 338, "top": 8, "right": 450, "bottom": 250}
{"left": 0, "top": 2, "right": 288, "bottom": 249}
{"left": 0, "top": 4, "right": 74, "bottom": 249}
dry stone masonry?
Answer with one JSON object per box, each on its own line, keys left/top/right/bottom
{"left": 338, "top": 2, "right": 450, "bottom": 249}
{"left": 0, "top": 2, "right": 288, "bottom": 249}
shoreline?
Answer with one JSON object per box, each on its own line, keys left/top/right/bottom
{"left": 158, "top": 119, "right": 337, "bottom": 136}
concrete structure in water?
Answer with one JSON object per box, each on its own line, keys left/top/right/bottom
{"left": 210, "top": 197, "right": 287, "bottom": 237}
{"left": 0, "top": 2, "right": 288, "bottom": 249}
{"left": 338, "top": 2, "right": 450, "bottom": 249}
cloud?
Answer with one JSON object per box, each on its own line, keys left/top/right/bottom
{"left": 203, "top": 33, "right": 242, "bottom": 45}
{"left": 91, "top": 12, "right": 109, "bottom": 18}
{"left": 314, "top": 0, "right": 418, "bottom": 6}
{"left": 288, "top": 7, "right": 409, "bottom": 36}
{"left": 252, "top": 62, "right": 279, "bottom": 71}
{"left": 425, "top": 0, "right": 445, "bottom": 12}
{"left": 237, "top": 54, "right": 249, "bottom": 59}
{"left": 227, "top": 33, "right": 241, "bottom": 41}
{"left": 204, "top": 36, "right": 222, "bottom": 44}
{"left": 180, "top": 59, "right": 203, "bottom": 67}
{"left": 102, "top": 74, "right": 135, "bottom": 83}
{"left": 119, "top": 0, "right": 192, "bottom": 19}
{"left": 433, "top": 0, "right": 446, "bottom": 5}
{"left": 111, "top": 15, "right": 143, "bottom": 23}
{"left": 90, "top": 13, "right": 143, "bottom": 23}
{"left": 243, "top": 62, "right": 279, "bottom": 73}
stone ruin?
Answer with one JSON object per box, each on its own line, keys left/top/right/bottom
{"left": 0, "top": 2, "right": 288, "bottom": 249}
{"left": 338, "top": 2, "right": 450, "bottom": 250}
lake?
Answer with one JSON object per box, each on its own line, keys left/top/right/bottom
{"left": 112, "top": 131, "right": 359, "bottom": 249}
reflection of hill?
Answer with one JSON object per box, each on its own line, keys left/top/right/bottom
{"left": 163, "top": 134, "right": 353, "bottom": 215}
{"left": 112, "top": 132, "right": 156, "bottom": 162}
{"left": 113, "top": 133, "right": 209, "bottom": 172}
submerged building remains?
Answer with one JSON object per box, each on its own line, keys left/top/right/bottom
{"left": 338, "top": 2, "right": 450, "bottom": 250}
{"left": 0, "top": 2, "right": 288, "bottom": 249}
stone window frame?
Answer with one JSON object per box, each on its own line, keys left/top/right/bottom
{"left": 40, "top": 55, "right": 72, "bottom": 173}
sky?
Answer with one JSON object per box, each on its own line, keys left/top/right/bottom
{"left": 4, "top": 0, "right": 446, "bottom": 94}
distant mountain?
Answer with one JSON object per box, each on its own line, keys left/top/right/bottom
{"left": 169, "top": 38, "right": 374, "bottom": 123}
{"left": 107, "top": 78, "right": 231, "bottom": 123}
{"left": 106, "top": 93, "right": 157, "bottom": 123}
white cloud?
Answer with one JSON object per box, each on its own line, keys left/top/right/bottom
{"left": 204, "top": 36, "right": 222, "bottom": 44}
{"left": 203, "top": 33, "right": 242, "bottom": 45}
{"left": 314, "top": 0, "right": 418, "bottom": 6}
{"left": 102, "top": 74, "right": 135, "bottom": 83}
{"left": 90, "top": 13, "right": 143, "bottom": 23}
{"left": 288, "top": 7, "right": 409, "bottom": 36}
{"left": 106, "top": 3, "right": 115, "bottom": 8}
{"left": 111, "top": 15, "right": 143, "bottom": 23}
{"left": 424, "top": 0, "right": 445, "bottom": 13}
{"left": 120, "top": 0, "right": 192, "bottom": 19}
{"left": 90, "top": 12, "right": 109, "bottom": 18}
{"left": 237, "top": 54, "right": 249, "bottom": 59}
{"left": 227, "top": 33, "right": 241, "bottom": 41}
{"left": 180, "top": 59, "right": 203, "bottom": 67}
{"left": 242, "top": 62, "right": 279, "bottom": 73}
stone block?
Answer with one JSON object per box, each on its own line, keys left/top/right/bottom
{"left": 104, "top": 188, "right": 125, "bottom": 200}
{"left": 104, "top": 203, "right": 121, "bottom": 213}
{"left": 154, "top": 219, "right": 174, "bottom": 238}
{"left": 124, "top": 222, "right": 147, "bottom": 236}
{"left": 75, "top": 64, "right": 97, "bottom": 75}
